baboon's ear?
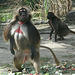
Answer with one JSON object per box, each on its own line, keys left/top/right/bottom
{"left": 29, "top": 14, "right": 32, "bottom": 20}
{"left": 49, "top": 12, "right": 55, "bottom": 18}
{"left": 14, "top": 14, "right": 19, "bottom": 20}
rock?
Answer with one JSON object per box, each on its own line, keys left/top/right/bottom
{"left": 65, "top": 10, "right": 75, "bottom": 22}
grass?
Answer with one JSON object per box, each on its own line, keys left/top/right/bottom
{"left": 0, "top": 57, "right": 75, "bottom": 75}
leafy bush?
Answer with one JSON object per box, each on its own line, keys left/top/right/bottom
{"left": 0, "top": 13, "right": 12, "bottom": 22}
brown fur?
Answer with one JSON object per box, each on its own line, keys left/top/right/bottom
{"left": 3, "top": 8, "right": 60, "bottom": 73}
{"left": 3, "top": 24, "right": 11, "bottom": 41}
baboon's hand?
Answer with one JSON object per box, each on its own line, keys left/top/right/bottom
{"left": 49, "top": 37, "right": 52, "bottom": 40}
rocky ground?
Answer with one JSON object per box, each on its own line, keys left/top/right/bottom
{"left": 0, "top": 23, "right": 75, "bottom": 74}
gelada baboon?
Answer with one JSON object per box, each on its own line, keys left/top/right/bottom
{"left": 47, "top": 12, "right": 75, "bottom": 42}
{"left": 3, "top": 8, "right": 60, "bottom": 74}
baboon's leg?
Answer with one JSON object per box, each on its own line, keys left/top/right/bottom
{"left": 55, "top": 32, "right": 57, "bottom": 42}
{"left": 13, "top": 52, "right": 25, "bottom": 71}
{"left": 31, "top": 50, "right": 40, "bottom": 73}
{"left": 49, "top": 28, "right": 54, "bottom": 39}
{"left": 33, "top": 59, "right": 40, "bottom": 73}
{"left": 57, "top": 36, "right": 64, "bottom": 40}
{"left": 61, "top": 37, "right": 64, "bottom": 40}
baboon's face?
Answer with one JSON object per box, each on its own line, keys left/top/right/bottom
{"left": 47, "top": 12, "right": 55, "bottom": 19}
{"left": 18, "top": 8, "right": 29, "bottom": 22}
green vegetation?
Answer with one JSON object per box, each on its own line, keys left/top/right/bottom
{"left": 0, "top": 5, "right": 13, "bottom": 22}
{"left": 0, "top": 13, "right": 12, "bottom": 22}
{"left": 0, "top": 0, "right": 72, "bottom": 22}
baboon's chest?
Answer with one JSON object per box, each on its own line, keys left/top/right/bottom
{"left": 11, "top": 23, "right": 28, "bottom": 40}
{"left": 15, "top": 27, "right": 23, "bottom": 34}
{"left": 13, "top": 24, "right": 30, "bottom": 50}
{"left": 11, "top": 23, "right": 29, "bottom": 49}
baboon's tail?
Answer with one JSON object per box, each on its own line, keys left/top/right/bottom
{"left": 40, "top": 46, "right": 60, "bottom": 66}
{"left": 70, "top": 30, "right": 75, "bottom": 34}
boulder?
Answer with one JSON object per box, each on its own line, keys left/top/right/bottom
{"left": 66, "top": 10, "right": 75, "bottom": 22}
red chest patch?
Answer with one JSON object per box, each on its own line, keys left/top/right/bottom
{"left": 15, "top": 27, "right": 23, "bottom": 34}
{"left": 15, "top": 21, "right": 25, "bottom": 34}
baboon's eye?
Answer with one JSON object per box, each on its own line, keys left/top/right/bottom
{"left": 20, "top": 10, "right": 22, "bottom": 12}
{"left": 20, "top": 9, "right": 26, "bottom": 12}
{"left": 23, "top": 9, "right": 26, "bottom": 11}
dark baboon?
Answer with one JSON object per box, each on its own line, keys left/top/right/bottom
{"left": 47, "top": 12, "right": 75, "bottom": 41}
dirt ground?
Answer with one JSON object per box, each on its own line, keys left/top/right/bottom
{"left": 0, "top": 23, "right": 75, "bottom": 73}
